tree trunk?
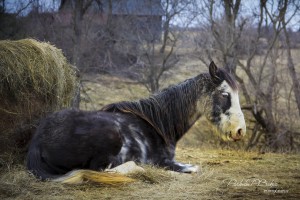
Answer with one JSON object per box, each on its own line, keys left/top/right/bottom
{"left": 160, "top": 19, "right": 169, "bottom": 53}
{"left": 283, "top": 24, "right": 300, "bottom": 116}
{"left": 59, "top": 0, "right": 93, "bottom": 66}
{"left": 223, "top": 0, "right": 241, "bottom": 73}
{"left": 72, "top": 0, "right": 84, "bottom": 66}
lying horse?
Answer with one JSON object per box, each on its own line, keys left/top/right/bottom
{"left": 27, "top": 61, "right": 246, "bottom": 184}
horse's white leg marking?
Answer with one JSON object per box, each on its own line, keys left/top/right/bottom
{"left": 128, "top": 124, "right": 148, "bottom": 163}
{"left": 176, "top": 162, "right": 200, "bottom": 173}
{"left": 135, "top": 137, "right": 147, "bottom": 163}
{"left": 119, "top": 137, "right": 130, "bottom": 163}
{"left": 182, "top": 165, "right": 199, "bottom": 173}
{"left": 114, "top": 120, "right": 122, "bottom": 132}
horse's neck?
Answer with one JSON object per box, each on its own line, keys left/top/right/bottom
{"left": 153, "top": 74, "right": 211, "bottom": 142}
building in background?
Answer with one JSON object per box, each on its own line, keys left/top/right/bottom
{"left": 59, "top": 0, "right": 164, "bottom": 42}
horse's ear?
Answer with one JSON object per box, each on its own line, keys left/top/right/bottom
{"left": 209, "top": 61, "right": 220, "bottom": 82}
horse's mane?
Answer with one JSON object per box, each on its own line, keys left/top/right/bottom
{"left": 101, "top": 69, "right": 237, "bottom": 144}
{"left": 214, "top": 68, "right": 238, "bottom": 91}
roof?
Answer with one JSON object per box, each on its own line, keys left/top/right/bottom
{"left": 103, "top": 0, "right": 164, "bottom": 16}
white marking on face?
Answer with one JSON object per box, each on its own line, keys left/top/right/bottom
{"left": 218, "top": 81, "right": 246, "bottom": 141}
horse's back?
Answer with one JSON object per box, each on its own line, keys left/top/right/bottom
{"left": 27, "top": 109, "right": 123, "bottom": 178}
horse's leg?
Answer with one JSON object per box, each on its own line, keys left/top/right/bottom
{"left": 87, "top": 129, "right": 123, "bottom": 171}
{"left": 89, "top": 156, "right": 113, "bottom": 170}
{"left": 161, "top": 159, "right": 199, "bottom": 173}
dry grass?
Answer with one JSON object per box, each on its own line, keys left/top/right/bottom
{"left": 0, "top": 149, "right": 299, "bottom": 200}
{"left": 0, "top": 39, "right": 78, "bottom": 107}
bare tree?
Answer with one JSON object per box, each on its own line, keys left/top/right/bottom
{"left": 194, "top": 0, "right": 300, "bottom": 151}
{"left": 129, "top": 0, "right": 198, "bottom": 93}
{"left": 59, "top": 0, "right": 101, "bottom": 66}
{"left": 281, "top": 1, "right": 300, "bottom": 116}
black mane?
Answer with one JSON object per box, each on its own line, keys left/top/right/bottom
{"left": 102, "top": 69, "right": 237, "bottom": 144}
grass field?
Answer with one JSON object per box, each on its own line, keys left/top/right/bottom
{"left": 0, "top": 148, "right": 299, "bottom": 199}
{"left": 0, "top": 60, "right": 299, "bottom": 199}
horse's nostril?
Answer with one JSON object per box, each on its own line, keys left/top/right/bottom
{"left": 237, "top": 129, "right": 243, "bottom": 136}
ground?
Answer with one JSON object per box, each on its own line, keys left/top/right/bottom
{"left": 0, "top": 61, "right": 299, "bottom": 199}
{"left": 0, "top": 148, "right": 299, "bottom": 199}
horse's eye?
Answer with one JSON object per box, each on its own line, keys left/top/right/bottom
{"left": 222, "top": 92, "right": 229, "bottom": 98}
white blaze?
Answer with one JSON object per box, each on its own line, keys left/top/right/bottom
{"left": 218, "top": 81, "right": 246, "bottom": 140}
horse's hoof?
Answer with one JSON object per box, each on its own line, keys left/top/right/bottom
{"left": 182, "top": 165, "right": 200, "bottom": 173}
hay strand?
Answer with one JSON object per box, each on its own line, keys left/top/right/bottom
{"left": 0, "top": 39, "right": 79, "bottom": 151}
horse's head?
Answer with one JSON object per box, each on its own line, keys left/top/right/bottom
{"left": 206, "top": 61, "right": 246, "bottom": 141}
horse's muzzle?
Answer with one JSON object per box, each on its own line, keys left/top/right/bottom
{"left": 229, "top": 128, "right": 245, "bottom": 141}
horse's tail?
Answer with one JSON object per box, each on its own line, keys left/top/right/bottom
{"left": 27, "top": 144, "right": 135, "bottom": 185}
{"left": 52, "top": 169, "right": 135, "bottom": 185}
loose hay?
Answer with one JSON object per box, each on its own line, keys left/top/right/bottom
{"left": 129, "top": 165, "right": 173, "bottom": 184}
{"left": 0, "top": 39, "right": 79, "bottom": 152}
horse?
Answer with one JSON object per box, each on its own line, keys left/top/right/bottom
{"left": 26, "top": 61, "right": 246, "bottom": 185}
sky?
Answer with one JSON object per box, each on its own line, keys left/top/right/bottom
{"left": 4, "top": 0, "right": 300, "bottom": 31}
{"left": 4, "top": 0, "right": 61, "bottom": 15}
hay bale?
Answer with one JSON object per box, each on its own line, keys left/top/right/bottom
{"left": 0, "top": 39, "right": 79, "bottom": 151}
